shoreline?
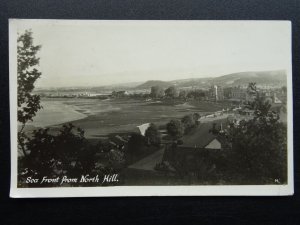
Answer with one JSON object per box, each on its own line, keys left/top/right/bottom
{"left": 26, "top": 98, "right": 88, "bottom": 128}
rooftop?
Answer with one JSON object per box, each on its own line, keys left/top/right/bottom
{"left": 128, "top": 148, "right": 165, "bottom": 171}
{"left": 180, "top": 122, "right": 225, "bottom": 148}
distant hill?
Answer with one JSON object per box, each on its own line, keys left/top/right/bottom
{"left": 170, "top": 77, "right": 213, "bottom": 88}
{"left": 135, "top": 80, "right": 172, "bottom": 89}
{"left": 90, "top": 81, "right": 144, "bottom": 92}
{"left": 135, "top": 70, "right": 287, "bottom": 90}
{"left": 211, "top": 70, "right": 287, "bottom": 87}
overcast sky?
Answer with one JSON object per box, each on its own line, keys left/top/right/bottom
{"left": 12, "top": 20, "right": 291, "bottom": 87}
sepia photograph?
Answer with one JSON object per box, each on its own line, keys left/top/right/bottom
{"left": 9, "top": 20, "right": 293, "bottom": 197}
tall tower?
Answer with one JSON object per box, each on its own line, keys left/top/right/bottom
{"left": 214, "top": 85, "right": 218, "bottom": 101}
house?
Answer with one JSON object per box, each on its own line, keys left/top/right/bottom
{"left": 179, "top": 123, "right": 224, "bottom": 150}
{"left": 232, "top": 86, "right": 246, "bottom": 100}
{"left": 127, "top": 148, "right": 166, "bottom": 171}
{"left": 87, "top": 93, "right": 111, "bottom": 98}
{"left": 136, "top": 123, "right": 151, "bottom": 136}
{"left": 161, "top": 122, "right": 228, "bottom": 176}
{"left": 122, "top": 148, "right": 177, "bottom": 185}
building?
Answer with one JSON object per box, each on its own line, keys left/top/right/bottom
{"left": 161, "top": 123, "right": 228, "bottom": 178}
{"left": 136, "top": 123, "right": 151, "bottom": 136}
{"left": 223, "top": 87, "right": 233, "bottom": 99}
{"left": 230, "top": 86, "right": 248, "bottom": 101}
{"left": 179, "top": 124, "right": 224, "bottom": 150}
{"left": 208, "top": 85, "right": 224, "bottom": 101}
{"left": 87, "top": 93, "right": 111, "bottom": 98}
{"left": 163, "top": 122, "right": 227, "bottom": 163}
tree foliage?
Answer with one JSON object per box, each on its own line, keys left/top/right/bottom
{"left": 18, "top": 124, "right": 99, "bottom": 186}
{"left": 166, "top": 119, "right": 184, "bottom": 141}
{"left": 180, "top": 113, "right": 200, "bottom": 134}
{"left": 150, "top": 86, "right": 164, "bottom": 98}
{"left": 17, "top": 30, "right": 42, "bottom": 156}
{"left": 144, "top": 123, "right": 161, "bottom": 146}
{"left": 18, "top": 30, "right": 42, "bottom": 124}
{"left": 181, "top": 115, "right": 194, "bottom": 134}
{"left": 178, "top": 90, "right": 187, "bottom": 99}
{"left": 222, "top": 83, "right": 287, "bottom": 183}
{"left": 186, "top": 90, "right": 206, "bottom": 99}
{"left": 127, "top": 133, "right": 145, "bottom": 155}
{"left": 246, "top": 82, "right": 257, "bottom": 97}
{"left": 164, "top": 86, "right": 178, "bottom": 98}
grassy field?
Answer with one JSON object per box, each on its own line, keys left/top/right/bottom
{"left": 32, "top": 97, "right": 234, "bottom": 138}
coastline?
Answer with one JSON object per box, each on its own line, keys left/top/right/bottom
{"left": 26, "top": 98, "right": 88, "bottom": 128}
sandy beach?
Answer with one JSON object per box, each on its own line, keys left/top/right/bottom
{"left": 27, "top": 99, "right": 88, "bottom": 127}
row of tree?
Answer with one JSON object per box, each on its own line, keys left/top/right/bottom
{"left": 165, "top": 113, "right": 200, "bottom": 141}
{"left": 142, "top": 112, "right": 201, "bottom": 147}
{"left": 150, "top": 85, "right": 206, "bottom": 100}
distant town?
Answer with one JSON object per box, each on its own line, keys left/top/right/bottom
{"left": 35, "top": 70, "right": 287, "bottom": 105}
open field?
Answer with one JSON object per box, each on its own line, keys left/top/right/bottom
{"left": 28, "top": 97, "right": 235, "bottom": 138}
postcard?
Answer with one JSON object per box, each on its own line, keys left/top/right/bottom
{"left": 9, "top": 19, "right": 293, "bottom": 197}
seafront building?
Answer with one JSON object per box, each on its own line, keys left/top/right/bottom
{"left": 208, "top": 85, "right": 224, "bottom": 101}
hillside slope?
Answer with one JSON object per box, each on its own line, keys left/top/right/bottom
{"left": 135, "top": 80, "right": 172, "bottom": 89}
{"left": 135, "top": 70, "right": 287, "bottom": 89}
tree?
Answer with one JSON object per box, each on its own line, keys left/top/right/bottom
{"left": 150, "top": 86, "right": 164, "bottom": 98}
{"left": 187, "top": 90, "right": 206, "bottom": 100}
{"left": 246, "top": 82, "right": 257, "bottom": 101}
{"left": 180, "top": 113, "right": 200, "bottom": 134}
{"left": 222, "top": 83, "right": 287, "bottom": 183}
{"left": 144, "top": 123, "right": 161, "bottom": 146}
{"left": 165, "top": 86, "right": 178, "bottom": 98}
{"left": 166, "top": 119, "right": 184, "bottom": 141}
{"left": 108, "top": 149, "right": 125, "bottom": 170}
{"left": 17, "top": 30, "right": 42, "bottom": 156}
{"left": 181, "top": 115, "right": 194, "bottom": 134}
{"left": 179, "top": 90, "right": 187, "bottom": 99}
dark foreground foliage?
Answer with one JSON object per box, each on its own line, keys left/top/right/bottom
{"left": 221, "top": 89, "right": 287, "bottom": 184}
{"left": 18, "top": 124, "right": 121, "bottom": 187}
